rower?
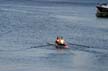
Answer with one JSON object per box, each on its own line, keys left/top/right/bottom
{"left": 60, "top": 37, "right": 65, "bottom": 44}
{"left": 55, "top": 36, "right": 61, "bottom": 44}
{"left": 55, "top": 36, "right": 65, "bottom": 45}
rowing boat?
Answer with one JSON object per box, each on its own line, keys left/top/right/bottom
{"left": 55, "top": 43, "right": 68, "bottom": 49}
{"left": 47, "top": 42, "right": 68, "bottom": 49}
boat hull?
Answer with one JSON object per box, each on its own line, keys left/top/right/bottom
{"left": 96, "top": 12, "right": 108, "bottom": 17}
{"left": 55, "top": 44, "right": 68, "bottom": 49}
{"left": 97, "top": 6, "right": 108, "bottom": 12}
{"left": 96, "top": 3, "right": 108, "bottom": 17}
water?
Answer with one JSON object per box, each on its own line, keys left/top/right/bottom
{"left": 0, "top": 0, "right": 108, "bottom": 71}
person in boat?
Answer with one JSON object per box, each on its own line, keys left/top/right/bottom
{"left": 55, "top": 36, "right": 65, "bottom": 45}
{"left": 60, "top": 37, "right": 65, "bottom": 44}
{"left": 55, "top": 36, "right": 61, "bottom": 45}
{"left": 55, "top": 36, "right": 68, "bottom": 48}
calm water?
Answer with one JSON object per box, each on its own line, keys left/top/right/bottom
{"left": 0, "top": 0, "right": 108, "bottom": 71}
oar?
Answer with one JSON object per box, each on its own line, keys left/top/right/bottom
{"left": 67, "top": 42, "right": 93, "bottom": 48}
{"left": 31, "top": 42, "right": 55, "bottom": 48}
{"left": 47, "top": 42, "right": 55, "bottom": 46}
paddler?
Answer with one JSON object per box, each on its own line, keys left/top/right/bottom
{"left": 55, "top": 36, "right": 65, "bottom": 45}
{"left": 55, "top": 36, "right": 68, "bottom": 48}
{"left": 55, "top": 36, "right": 61, "bottom": 44}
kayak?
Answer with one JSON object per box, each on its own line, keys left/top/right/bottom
{"left": 55, "top": 43, "right": 68, "bottom": 49}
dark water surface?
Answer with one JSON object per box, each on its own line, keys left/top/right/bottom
{"left": 0, "top": 0, "right": 108, "bottom": 71}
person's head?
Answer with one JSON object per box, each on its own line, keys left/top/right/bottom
{"left": 57, "top": 36, "right": 60, "bottom": 39}
{"left": 61, "top": 36, "right": 63, "bottom": 39}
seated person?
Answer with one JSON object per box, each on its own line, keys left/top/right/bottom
{"left": 55, "top": 36, "right": 65, "bottom": 45}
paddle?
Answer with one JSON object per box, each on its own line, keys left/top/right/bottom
{"left": 31, "top": 42, "right": 55, "bottom": 48}
{"left": 67, "top": 42, "right": 93, "bottom": 48}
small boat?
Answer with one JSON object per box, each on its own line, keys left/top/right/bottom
{"left": 55, "top": 43, "right": 68, "bottom": 49}
{"left": 47, "top": 42, "right": 68, "bottom": 49}
{"left": 96, "top": 3, "right": 108, "bottom": 17}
